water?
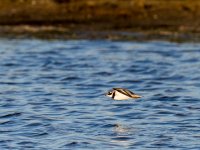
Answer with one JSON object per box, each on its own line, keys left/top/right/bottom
{"left": 0, "top": 39, "right": 200, "bottom": 150}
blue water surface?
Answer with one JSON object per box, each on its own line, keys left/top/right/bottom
{"left": 0, "top": 39, "right": 200, "bottom": 150}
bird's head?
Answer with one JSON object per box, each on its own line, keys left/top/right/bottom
{"left": 105, "top": 90, "right": 114, "bottom": 98}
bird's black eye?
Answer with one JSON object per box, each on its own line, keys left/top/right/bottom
{"left": 108, "top": 92, "right": 112, "bottom": 95}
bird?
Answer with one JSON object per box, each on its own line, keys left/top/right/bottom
{"left": 105, "top": 88, "right": 141, "bottom": 100}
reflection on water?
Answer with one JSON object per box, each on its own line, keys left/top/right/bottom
{"left": 111, "top": 123, "right": 136, "bottom": 147}
{"left": 114, "top": 124, "right": 131, "bottom": 134}
{"left": 0, "top": 39, "right": 200, "bottom": 149}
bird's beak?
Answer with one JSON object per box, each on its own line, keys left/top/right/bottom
{"left": 133, "top": 94, "right": 142, "bottom": 98}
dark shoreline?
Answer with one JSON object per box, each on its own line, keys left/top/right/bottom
{"left": 1, "top": 25, "right": 200, "bottom": 42}
{"left": 1, "top": 0, "right": 200, "bottom": 41}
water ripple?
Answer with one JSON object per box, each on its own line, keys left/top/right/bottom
{"left": 0, "top": 39, "right": 200, "bottom": 149}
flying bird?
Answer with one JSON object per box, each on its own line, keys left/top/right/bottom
{"left": 106, "top": 88, "right": 141, "bottom": 100}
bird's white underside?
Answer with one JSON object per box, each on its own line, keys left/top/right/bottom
{"left": 113, "top": 90, "right": 132, "bottom": 100}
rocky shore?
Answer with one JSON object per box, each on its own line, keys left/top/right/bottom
{"left": 1, "top": 0, "right": 200, "bottom": 41}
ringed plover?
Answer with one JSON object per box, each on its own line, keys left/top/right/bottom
{"left": 106, "top": 88, "right": 141, "bottom": 100}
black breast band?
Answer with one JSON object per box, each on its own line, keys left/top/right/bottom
{"left": 112, "top": 91, "right": 115, "bottom": 99}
